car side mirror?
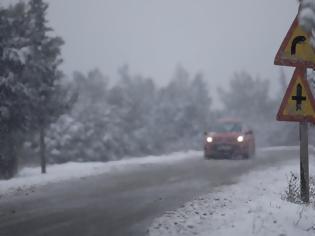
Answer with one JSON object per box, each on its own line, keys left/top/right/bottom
{"left": 245, "top": 130, "right": 253, "bottom": 135}
{"left": 204, "top": 131, "right": 208, "bottom": 136}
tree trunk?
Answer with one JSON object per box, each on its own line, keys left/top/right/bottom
{"left": 1, "top": 131, "right": 19, "bottom": 179}
{"left": 39, "top": 125, "right": 46, "bottom": 174}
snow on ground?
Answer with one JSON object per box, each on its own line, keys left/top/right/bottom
{"left": 259, "top": 145, "right": 315, "bottom": 153}
{"left": 0, "top": 150, "right": 199, "bottom": 197}
{"left": 148, "top": 157, "right": 315, "bottom": 236}
{"left": 259, "top": 146, "right": 299, "bottom": 152}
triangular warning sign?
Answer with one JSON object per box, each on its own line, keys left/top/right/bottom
{"left": 277, "top": 67, "right": 315, "bottom": 123}
{"left": 275, "top": 16, "right": 315, "bottom": 69}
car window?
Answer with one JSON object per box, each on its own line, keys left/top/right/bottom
{"left": 213, "top": 122, "right": 242, "bottom": 133}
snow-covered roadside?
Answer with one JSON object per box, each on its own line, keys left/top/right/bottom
{"left": 0, "top": 150, "right": 200, "bottom": 197}
{"left": 149, "top": 157, "right": 315, "bottom": 236}
{"left": 259, "top": 145, "right": 315, "bottom": 153}
{"left": 259, "top": 146, "right": 299, "bottom": 152}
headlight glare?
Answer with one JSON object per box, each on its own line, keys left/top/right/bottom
{"left": 237, "top": 136, "right": 244, "bottom": 142}
{"left": 206, "top": 137, "right": 213, "bottom": 143}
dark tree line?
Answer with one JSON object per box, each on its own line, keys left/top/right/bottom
{"left": 0, "top": 0, "right": 71, "bottom": 178}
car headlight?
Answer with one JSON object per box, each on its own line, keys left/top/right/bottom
{"left": 206, "top": 137, "right": 213, "bottom": 143}
{"left": 237, "top": 136, "right": 244, "bottom": 142}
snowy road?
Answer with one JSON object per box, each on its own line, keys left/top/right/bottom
{"left": 0, "top": 148, "right": 300, "bottom": 236}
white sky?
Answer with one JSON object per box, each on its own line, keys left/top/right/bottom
{"left": 9, "top": 0, "right": 301, "bottom": 104}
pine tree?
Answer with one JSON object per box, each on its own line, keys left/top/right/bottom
{"left": 24, "top": 0, "right": 66, "bottom": 173}
{"left": 0, "top": 2, "right": 31, "bottom": 178}
{"left": 299, "top": 1, "right": 315, "bottom": 47}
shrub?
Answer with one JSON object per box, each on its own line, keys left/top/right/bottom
{"left": 282, "top": 172, "right": 315, "bottom": 204}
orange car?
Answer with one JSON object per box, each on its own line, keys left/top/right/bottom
{"left": 204, "top": 119, "right": 255, "bottom": 159}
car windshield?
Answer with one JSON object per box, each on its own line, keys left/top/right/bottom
{"left": 213, "top": 122, "right": 242, "bottom": 133}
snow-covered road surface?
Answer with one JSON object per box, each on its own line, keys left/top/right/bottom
{"left": 0, "top": 147, "right": 304, "bottom": 236}
{"left": 149, "top": 157, "right": 315, "bottom": 236}
{"left": 0, "top": 150, "right": 199, "bottom": 197}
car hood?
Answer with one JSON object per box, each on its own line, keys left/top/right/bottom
{"left": 209, "top": 132, "right": 243, "bottom": 143}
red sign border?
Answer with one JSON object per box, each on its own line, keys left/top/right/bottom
{"left": 277, "top": 67, "right": 315, "bottom": 123}
{"left": 274, "top": 16, "right": 315, "bottom": 69}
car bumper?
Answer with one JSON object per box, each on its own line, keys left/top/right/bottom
{"left": 204, "top": 143, "right": 248, "bottom": 157}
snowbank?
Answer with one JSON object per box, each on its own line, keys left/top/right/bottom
{"left": 259, "top": 146, "right": 299, "bottom": 152}
{"left": 0, "top": 150, "right": 199, "bottom": 197}
{"left": 149, "top": 157, "right": 315, "bottom": 236}
{"left": 259, "top": 145, "right": 315, "bottom": 153}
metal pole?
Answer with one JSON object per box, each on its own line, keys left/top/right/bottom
{"left": 300, "top": 67, "right": 310, "bottom": 203}
{"left": 300, "top": 121, "right": 309, "bottom": 203}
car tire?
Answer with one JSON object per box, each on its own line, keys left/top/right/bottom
{"left": 252, "top": 146, "right": 256, "bottom": 158}
{"left": 204, "top": 153, "right": 212, "bottom": 160}
{"left": 244, "top": 147, "right": 255, "bottom": 159}
{"left": 243, "top": 153, "right": 250, "bottom": 159}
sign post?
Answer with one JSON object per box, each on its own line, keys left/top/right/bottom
{"left": 276, "top": 67, "right": 315, "bottom": 203}
{"left": 275, "top": 7, "right": 315, "bottom": 203}
{"left": 300, "top": 121, "right": 309, "bottom": 202}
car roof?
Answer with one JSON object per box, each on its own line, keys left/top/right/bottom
{"left": 217, "top": 118, "right": 242, "bottom": 123}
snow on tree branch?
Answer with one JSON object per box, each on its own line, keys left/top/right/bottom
{"left": 299, "top": 0, "right": 315, "bottom": 47}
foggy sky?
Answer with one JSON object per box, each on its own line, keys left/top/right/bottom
{"left": 45, "top": 0, "right": 298, "bottom": 104}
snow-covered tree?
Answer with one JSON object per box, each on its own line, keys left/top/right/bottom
{"left": 46, "top": 69, "right": 112, "bottom": 162}
{"left": 0, "top": 0, "right": 70, "bottom": 177}
{"left": 218, "top": 72, "right": 272, "bottom": 122}
{"left": 44, "top": 65, "right": 213, "bottom": 163}
{"left": 299, "top": 0, "right": 315, "bottom": 47}
{"left": 23, "top": 0, "right": 67, "bottom": 173}
{"left": 0, "top": 2, "right": 31, "bottom": 178}
{"left": 110, "top": 66, "right": 158, "bottom": 155}
{"left": 152, "top": 66, "right": 212, "bottom": 151}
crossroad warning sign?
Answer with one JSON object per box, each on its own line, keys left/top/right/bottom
{"left": 274, "top": 16, "right": 315, "bottom": 69}
{"left": 274, "top": 6, "right": 313, "bottom": 204}
{"left": 277, "top": 67, "right": 315, "bottom": 123}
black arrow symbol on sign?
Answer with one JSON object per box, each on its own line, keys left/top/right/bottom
{"left": 291, "top": 36, "right": 306, "bottom": 55}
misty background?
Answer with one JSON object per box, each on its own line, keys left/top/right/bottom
{"left": 46, "top": 0, "right": 298, "bottom": 105}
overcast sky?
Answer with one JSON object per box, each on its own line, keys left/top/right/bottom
{"left": 44, "top": 0, "right": 298, "bottom": 103}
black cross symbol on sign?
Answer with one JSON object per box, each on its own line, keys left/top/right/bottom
{"left": 292, "top": 83, "right": 306, "bottom": 111}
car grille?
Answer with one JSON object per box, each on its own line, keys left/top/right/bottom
{"left": 211, "top": 143, "right": 242, "bottom": 155}
{"left": 213, "top": 137, "right": 236, "bottom": 144}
